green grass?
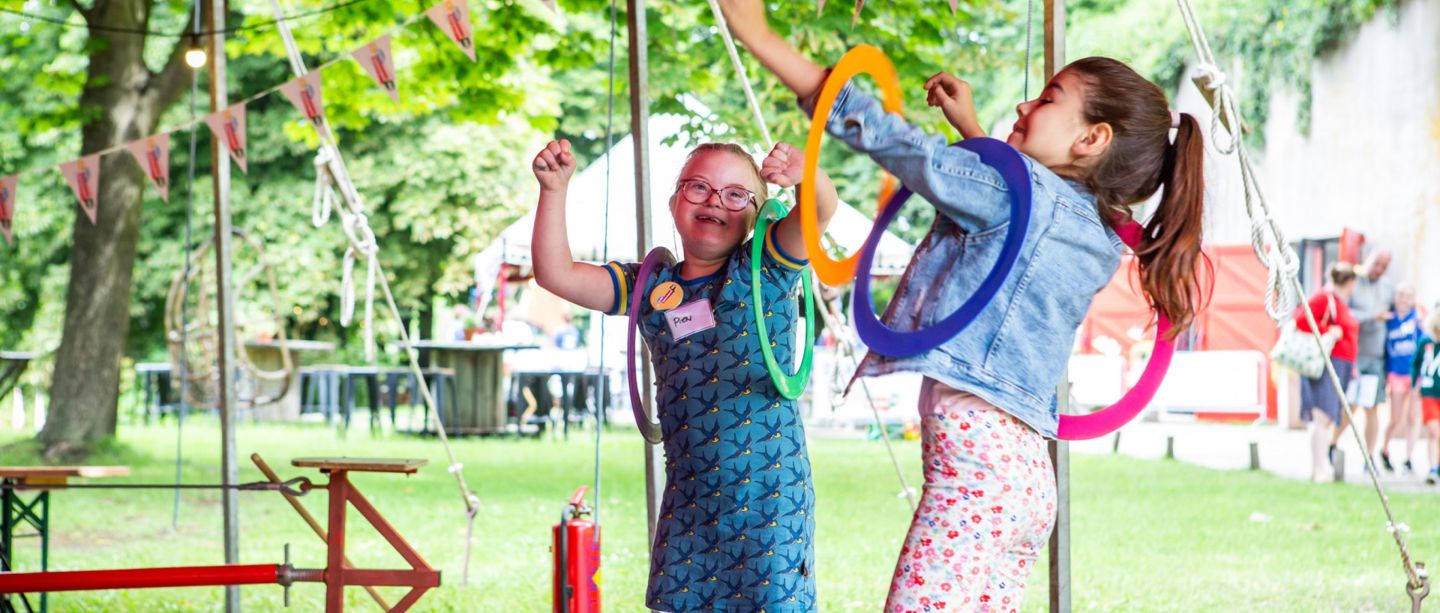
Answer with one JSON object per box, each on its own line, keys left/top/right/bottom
{"left": 1, "top": 420, "right": 1436, "bottom": 611}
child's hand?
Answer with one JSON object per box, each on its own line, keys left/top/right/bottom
{"left": 924, "top": 72, "right": 984, "bottom": 139}
{"left": 718, "top": 0, "right": 770, "bottom": 44}
{"left": 533, "top": 140, "right": 576, "bottom": 191}
{"left": 760, "top": 142, "right": 805, "bottom": 189}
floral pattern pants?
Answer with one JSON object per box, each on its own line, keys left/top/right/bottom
{"left": 885, "top": 379, "right": 1057, "bottom": 613}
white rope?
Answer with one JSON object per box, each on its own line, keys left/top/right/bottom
{"left": 338, "top": 210, "right": 379, "bottom": 362}
{"left": 265, "top": 0, "right": 479, "bottom": 544}
{"left": 705, "top": 0, "right": 773, "bottom": 150}
{"left": 703, "top": 0, "right": 914, "bottom": 510}
{"left": 1174, "top": 2, "right": 1299, "bottom": 322}
{"left": 312, "top": 149, "right": 335, "bottom": 227}
{"left": 1174, "top": 0, "right": 1424, "bottom": 593}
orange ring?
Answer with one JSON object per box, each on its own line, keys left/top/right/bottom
{"left": 801, "top": 44, "right": 904, "bottom": 286}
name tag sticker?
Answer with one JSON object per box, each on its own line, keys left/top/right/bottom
{"left": 665, "top": 298, "right": 717, "bottom": 340}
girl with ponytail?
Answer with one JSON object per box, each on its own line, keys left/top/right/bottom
{"left": 721, "top": 0, "right": 1210, "bottom": 610}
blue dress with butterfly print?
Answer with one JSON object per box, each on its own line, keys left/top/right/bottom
{"left": 604, "top": 223, "right": 816, "bottom": 612}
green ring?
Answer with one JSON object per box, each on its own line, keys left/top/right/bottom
{"left": 750, "top": 198, "right": 815, "bottom": 401}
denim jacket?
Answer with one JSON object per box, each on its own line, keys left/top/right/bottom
{"left": 817, "top": 83, "right": 1124, "bottom": 438}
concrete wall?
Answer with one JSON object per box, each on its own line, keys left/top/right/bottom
{"left": 1256, "top": 0, "right": 1440, "bottom": 305}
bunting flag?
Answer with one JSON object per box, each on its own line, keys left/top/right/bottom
{"left": 426, "top": 0, "right": 477, "bottom": 63}
{"left": 0, "top": 175, "right": 17, "bottom": 245}
{"left": 125, "top": 133, "right": 171, "bottom": 202}
{"left": 0, "top": 0, "right": 497, "bottom": 242}
{"left": 352, "top": 35, "right": 400, "bottom": 103}
{"left": 280, "top": 72, "right": 333, "bottom": 141}
{"left": 852, "top": 0, "right": 866, "bottom": 26}
{"left": 59, "top": 154, "right": 101, "bottom": 224}
{"left": 204, "top": 103, "right": 249, "bottom": 174}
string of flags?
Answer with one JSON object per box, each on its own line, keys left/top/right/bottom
{"left": 0, "top": 0, "right": 478, "bottom": 246}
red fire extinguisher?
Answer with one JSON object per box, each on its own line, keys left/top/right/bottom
{"left": 553, "top": 486, "right": 601, "bottom": 613}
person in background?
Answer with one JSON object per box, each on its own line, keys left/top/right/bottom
{"left": 1299, "top": 262, "right": 1359, "bottom": 483}
{"left": 1381, "top": 285, "right": 1421, "bottom": 473}
{"left": 552, "top": 311, "right": 582, "bottom": 350}
{"left": 1339, "top": 249, "right": 1394, "bottom": 460}
{"left": 1410, "top": 307, "right": 1440, "bottom": 485}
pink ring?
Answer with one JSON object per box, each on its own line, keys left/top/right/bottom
{"left": 1056, "top": 221, "right": 1176, "bottom": 441}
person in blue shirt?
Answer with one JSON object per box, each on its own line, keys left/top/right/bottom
{"left": 721, "top": 1, "right": 1211, "bottom": 609}
{"left": 531, "top": 137, "right": 839, "bottom": 611}
{"left": 1381, "top": 286, "right": 1422, "bottom": 472}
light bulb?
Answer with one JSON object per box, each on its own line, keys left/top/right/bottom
{"left": 185, "top": 34, "right": 206, "bottom": 68}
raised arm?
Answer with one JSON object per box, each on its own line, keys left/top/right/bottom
{"left": 760, "top": 142, "right": 836, "bottom": 258}
{"left": 721, "top": 0, "right": 1016, "bottom": 232}
{"left": 925, "top": 72, "right": 986, "bottom": 140}
{"left": 719, "top": 0, "right": 827, "bottom": 99}
{"left": 530, "top": 140, "right": 619, "bottom": 313}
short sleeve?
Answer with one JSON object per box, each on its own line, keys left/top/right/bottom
{"left": 756, "top": 223, "right": 809, "bottom": 288}
{"left": 603, "top": 261, "right": 642, "bottom": 316}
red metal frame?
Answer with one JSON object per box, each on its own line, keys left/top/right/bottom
{"left": 0, "top": 564, "right": 279, "bottom": 593}
{"left": 322, "top": 468, "right": 441, "bottom": 611}
{"left": 0, "top": 465, "right": 440, "bottom": 612}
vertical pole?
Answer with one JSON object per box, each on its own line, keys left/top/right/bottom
{"left": 326, "top": 470, "right": 350, "bottom": 613}
{"left": 205, "top": 0, "right": 242, "bottom": 609}
{"left": 1044, "top": 2, "right": 1069, "bottom": 613}
{"left": 2, "top": 483, "right": 12, "bottom": 575}
{"left": 627, "top": 0, "right": 663, "bottom": 547}
{"left": 39, "top": 491, "right": 49, "bottom": 612}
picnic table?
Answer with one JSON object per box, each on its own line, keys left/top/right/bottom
{"left": 0, "top": 465, "right": 131, "bottom": 613}
{"left": 406, "top": 339, "right": 537, "bottom": 435}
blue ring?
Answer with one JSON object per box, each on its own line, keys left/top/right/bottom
{"left": 852, "top": 138, "right": 1032, "bottom": 358}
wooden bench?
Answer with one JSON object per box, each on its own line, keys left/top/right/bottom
{"left": 1, "top": 465, "right": 130, "bottom": 612}
{"left": 291, "top": 457, "right": 426, "bottom": 474}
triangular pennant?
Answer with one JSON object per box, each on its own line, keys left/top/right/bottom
{"left": 125, "top": 133, "right": 171, "bottom": 202}
{"left": 59, "top": 154, "right": 101, "bottom": 224}
{"left": 352, "top": 35, "right": 400, "bottom": 103}
{"left": 279, "top": 72, "right": 333, "bottom": 142}
{"left": 818, "top": 0, "right": 825, "bottom": 14}
{"left": 425, "top": 0, "right": 477, "bottom": 63}
{"left": 947, "top": 0, "right": 957, "bottom": 15}
{"left": 204, "top": 103, "right": 249, "bottom": 174}
{"left": 0, "top": 175, "right": 17, "bottom": 245}
{"left": 852, "top": 0, "right": 865, "bottom": 26}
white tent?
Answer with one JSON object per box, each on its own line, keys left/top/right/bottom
{"left": 475, "top": 113, "right": 915, "bottom": 287}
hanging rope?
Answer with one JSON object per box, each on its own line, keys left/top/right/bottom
{"left": 1173, "top": 0, "right": 1426, "bottom": 599}
{"left": 1173, "top": 0, "right": 1298, "bottom": 321}
{"left": 172, "top": 0, "right": 205, "bottom": 533}
{"left": 593, "top": 0, "right": 621, "bottom": 533}
{"left": 264, "top": 0, "right": 480, "bottom": 577}
{"left": 703, "top": 0, "right": 916, "bottom": 510}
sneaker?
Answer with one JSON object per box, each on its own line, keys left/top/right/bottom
{"left": 1427, "top": 469, "right": 1438, "bottom": 486}
{"left": 1405, "top": 460, "right": 1415, "bottom": 474}
{"left": 1380, "top": 451, "right": 1394, "bottom": 472}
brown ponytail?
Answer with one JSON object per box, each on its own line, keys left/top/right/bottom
{"left": 1067, "top": 57, "right": 1211, "bottom": 339}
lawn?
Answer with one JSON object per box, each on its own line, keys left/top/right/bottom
{"left": 1, "top": 419, "right": 1435, "bottom": 612}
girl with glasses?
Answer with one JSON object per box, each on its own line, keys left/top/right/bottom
{"left": 531, "top": 138, "right": 838, "bottom": 612}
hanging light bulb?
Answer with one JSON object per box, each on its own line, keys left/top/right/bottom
{"left": 184, "top": 33, "right": 207, "bottom": 69}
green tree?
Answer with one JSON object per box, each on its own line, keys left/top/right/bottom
{"left": 3, "top": 0, "right": 1050, "bottom": 455}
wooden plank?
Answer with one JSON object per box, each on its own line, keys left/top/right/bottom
{"left": 0, "top": 466, "right": 131, "bottom": 480}
{"left": 291, "top": 457, "right": 427, "bottom": 473}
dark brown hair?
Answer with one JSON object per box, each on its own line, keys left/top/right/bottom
{"left": 1067, "top": 57, "right": 1209, "bottom": 339}
{"left": 1327, "top": 261, "right": 1357, "bottom": 286}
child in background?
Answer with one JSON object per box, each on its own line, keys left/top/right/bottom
{"left": 1381, "top": 285, "right": 1421, "bottom": 472}
{"left": 1411, "top": 308, "right": 1440, "bottom": 485}
{"left": 721, "top": 0, "right": 1210, "bottom": 609}
{"left": 530, "top": 138, "right": 838, "bottom": 611}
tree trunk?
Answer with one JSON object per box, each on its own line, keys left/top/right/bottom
{"left": 39, "top": 0, "right": 192, "bottom": 455}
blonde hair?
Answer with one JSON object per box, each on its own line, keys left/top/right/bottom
{"left": 680, "top": 143, "right": 768, "bottom": 202}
